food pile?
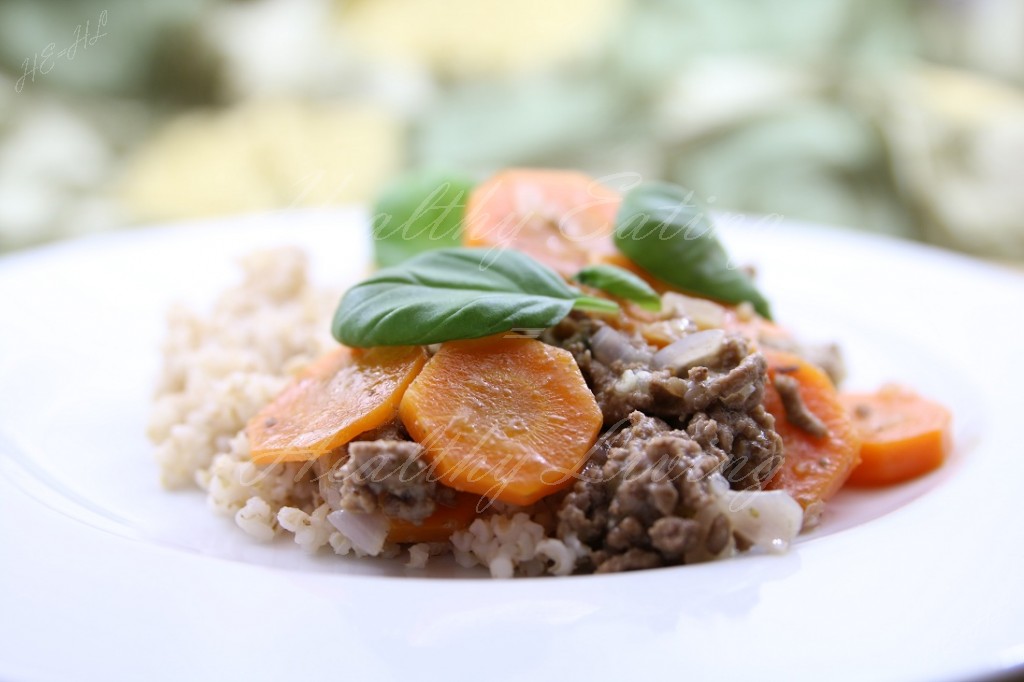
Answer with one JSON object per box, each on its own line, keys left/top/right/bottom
{"left": 149, "top": 169, "right": 952, "bottom": 577}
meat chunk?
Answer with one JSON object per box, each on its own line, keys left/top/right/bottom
{"left": 548, "top": 318, "right": 770, "bottom": 427}
{"left": 556, "top": 411, "right": 731, "bottom": 573}
{"left": 546, "top": 316, "right": 782, "bottom": 499}
{"left": 329, "top": 438, "right": 452, "bottom": 523}
{"left": 314, "top": 421, "right": 457, "bottom": 523}
{"left": 773, "top": 373, "right": 828, "bottom": 437}
{"left": 649, "top": 516, "right": 701, "bottom": 559}
{"left": 687, "top": 405, "right": 784, "bottom": 490}
{"left": 593, "top": 548, "right": 664, "bottom": 573}
{"left": 546, "top": 307, "right": 794, "bottom": 573}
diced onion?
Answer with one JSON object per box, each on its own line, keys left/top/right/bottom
{"left": 709, "top": 474, "right": 803, "bottom": 553}
{"left": 590, "top": 325, "right": 652, "bottom": 365}
{"left": 663, "top": 292, "right": 727, "bottom": 329}
{"left": 318, "top": 473, "right": 343, "bottom": 511}
{"left": 327, "top": 509, "right": 389, "bottom": 556}
{"left": 652, "top": 329, "right": 725, "bottom": 372}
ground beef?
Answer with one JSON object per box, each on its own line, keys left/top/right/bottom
{"left": 648, "top": 516, "right": 701, "bottom": 559}
{"left": 556, "top": 411, "right": 730, "bottom": 573}
{"left": 773, "top": 373, "right": 829, "bottom": 437}
{"left": 542, "top": 308, "right": 799, "bottom": 572}
{"left": 547, "top": 317, "right": 769, "bottom": 425}
{"left": 334, "top": 440, "right": 441, "bottom": 522}
{"left": 592, "top": 548, "right": 664, "bottom": 573}
{"left": 687, "top": 405, "right": 784, "bottom": 489}
{"left": 319, "top": 423, "right": 455, "bottom": 523}
{"left": 545, "top": 316, "right": 782, "bottom": 495}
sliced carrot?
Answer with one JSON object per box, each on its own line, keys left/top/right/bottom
{"left": 463, "top": 169, "right": 620, "bottom": 275}
{"left": 386, "top": 492, "right": 482, "bottom": 544}
{"left": 763, "top": 349, "right": 862, "bottom": 510}
{"left": 398, "top": 335, "right": 603, "bottom": 506}
{"left": 247, "top": 345, "right": 427, "bottom": 464}
{"left": 840, "top": 385, "right": 952, "bottom": 487}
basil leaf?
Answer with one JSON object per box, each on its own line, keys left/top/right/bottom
{"left": 613, "top": 182, "right": 773, "bottom": 319}
{"left": 333, "top": 248, "right": 619, "bottom": 347}
{"left": 371, "top": 170, "right": 475, "bottom": 267}
{"left": 574, "top": 264, "right": 662, "bottom": 311}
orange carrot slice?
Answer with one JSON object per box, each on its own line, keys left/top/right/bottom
{"left": 386, "top": 492, "right": 482, "bottom": 544}
{"left": 398, "top": 335, "right": 604, "bottom": 506}
{"left": 248, "top": 345, "right": 427, "bottom": 464}
{"left": 840, "top": 385, "right": 952, "bottom": 487}
{"left": 763, "top": 349, "right": 862, "bottom": 511}
{"left": 463, "top": 169, "right": 620, "bottom": 275}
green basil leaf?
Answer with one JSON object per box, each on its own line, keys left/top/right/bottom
{"left": 371, "top": 170, "right": 475, "bottom": 268}
{"left": 574, "top": 264, "right": 661, "bottom": 311}
{"left": 333, "top": 248, "right": 618, "bottom": 347}
{"left": 613, "top": 182, "right": 773, "bottom": 319}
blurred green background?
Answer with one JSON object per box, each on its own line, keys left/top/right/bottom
{"left": 2, "top": 0, "right": 1023, "bottom": 260}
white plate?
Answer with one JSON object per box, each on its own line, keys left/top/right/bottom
{"left": 1, "top": 209, "right": 1022, "bottom": 682}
